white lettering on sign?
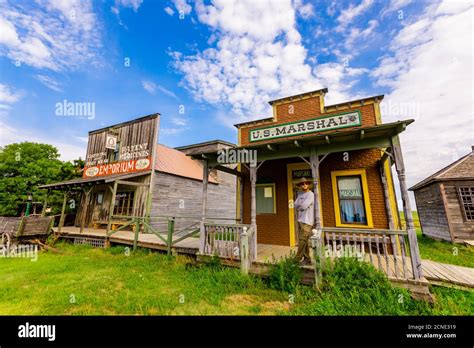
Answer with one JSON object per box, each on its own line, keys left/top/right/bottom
{"left": 249, "top": 111, "right": 361, "bottom": 142}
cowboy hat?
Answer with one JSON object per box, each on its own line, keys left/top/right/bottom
{"left": 295, "top": 177, "right": 312, "bottom": 186}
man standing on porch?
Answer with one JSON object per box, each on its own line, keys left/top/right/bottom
{"left": 294, "top": 178, "right": 315, "bottom": 265}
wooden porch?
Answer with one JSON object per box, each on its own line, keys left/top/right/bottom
{"left": 53, "top": 226, "right": 474, "bottom": 290}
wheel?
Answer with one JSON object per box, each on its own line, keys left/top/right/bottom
{"left": 1, "top": 232, "right": 11, "bottom": 253}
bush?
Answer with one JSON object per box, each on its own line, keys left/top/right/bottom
{"left": 267, "top": 251, "right": 303, "bottom": 293}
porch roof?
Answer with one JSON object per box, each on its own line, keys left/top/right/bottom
{"left": 189, "top": 119, "right": 414, "bottom": 166}
{"left": 38, "top": 171, "right": 150, "bottom": 190}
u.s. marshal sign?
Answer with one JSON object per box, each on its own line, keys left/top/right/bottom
{"left": 249, "top": 111, "right": 361, "bottom": 142}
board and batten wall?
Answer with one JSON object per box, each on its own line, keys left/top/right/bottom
{"left": 441, "top": 180, "right": 474, "bottom": 241}
{"left": 413, "top": 183, "right": 451, "bottom": 241}
{"left": 150, "top": 169, "right": 237, "bottom": 232}
{"left": 414, "top": 180, "right": 474, "bottom": 241}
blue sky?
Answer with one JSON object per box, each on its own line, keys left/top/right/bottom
{"left": 0, "top": 0, "right": 472, "bottom": 189}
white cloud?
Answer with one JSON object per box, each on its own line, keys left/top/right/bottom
{"left": 0, "top": 83, "right": 23, "bottom": 104}
{"left": 173, "top": 0, "right": 192, "bottom": 16}
{"left": 142, "top": 80, "right": 157, "bottom": 94}
{"left": 114, "top": 0, "right": 143, "bottom": 12}
{"left": 294, "top": 0, "right": 315, "bottom": 20}
{"left": 336, "top": 0, "right": 374, "bottom": 32}
{"left": 35, "top": 74, "right": 63, "bottom": 92}
{"left": 171, "top": 0, "right": 365, "bottom": 126}
{"left": 164, "top": 7, "right": 175, "bottom": 16}
{"left": 0, "top": 121, "right": 85, "bottom": 161}
{"left": 373, "top": 1, "right": 474, "bottom": 188}
{"left": 141, "top": 80, "right": 178, "bottom": 99}
{"left": 0, "top": 0, "right": 102, "bottom": 71}
{"left": 171, "top": 116, "right": 187, "bottom": 126}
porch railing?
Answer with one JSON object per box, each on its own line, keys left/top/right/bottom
{"left": 320, "top": 227, "right": 412, "bottom": 280}
{"left": 200, "top": 223, "right": 256, "bottom": 263}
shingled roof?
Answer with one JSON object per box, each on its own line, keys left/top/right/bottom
{"left": 409, "top": 146, "right": 474, "bottom": 191}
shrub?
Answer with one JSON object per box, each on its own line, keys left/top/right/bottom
{"left": 267, "top": 251, "right": 303, "bottom": 293}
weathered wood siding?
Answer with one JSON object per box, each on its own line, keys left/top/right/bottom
{"left": 414, "top": 183, "right": 451, "bottom": 241}
{"left": 442, "top": 180, "right": 474, "bottom": 240}
{"left": 150, "top": 170, "right": 237, "bottom": 232}
{"left": 85, "top": 115, "right": 158, "bottom": 167}
{"left": 74, "top": 174, "right": 151, "bottom": 227}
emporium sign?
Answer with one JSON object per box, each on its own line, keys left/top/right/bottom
{"left": 249, "top": 111, "right": 361, "bottom": 142}
{"left": 83, "top": 157, "right": 151, "bottom": 178}
{"left": 83, "top": 141, "right": 152, "bottom": 178}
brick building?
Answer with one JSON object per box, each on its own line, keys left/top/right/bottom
{"left": 188, "top": 88, "right": 422, "bottom": 279}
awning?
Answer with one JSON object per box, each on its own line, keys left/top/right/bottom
{"left": 188, "top": 119, "right": 414, "bottom": 166}
{"left": 39, "top": 171, "right": 151, "bottom": 190}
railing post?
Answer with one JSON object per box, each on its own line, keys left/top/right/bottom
{"left": 240, "top": 227, "right": 249, "bottom": 275}
{"left": 167, "top": 217, "right": 175, "bottom": 257}
{"left": 199, "top": 221, "right": 206, "bottom": 254}
{"left": 311, "top": 229, "right": 323, "bottom": 289}
{"left": 133, "top": 218, "right": 140, "bottom": 251}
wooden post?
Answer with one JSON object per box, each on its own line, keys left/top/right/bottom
{"left": 309, "top": 149, "right": 322, "bottom": 231}
{"left": 379, "top": 160, "right": 395, "bottom": 230}
{"left": 106, "top": 181, "right": 118, "bottom": 235}
{"left": 41, "top": 190, "right": 49, "bottom": 217}
{"left": 249, "top": 165, "right": 258, "bottom": 259}
{"left": 131, "top": 218, "right": 139, "bottom": 251}
{"left": 311, "top": 230, "right": 323, "bottom": 288}
{"left": 199, "top": 221, "right": 206, "bottom": 254}
{"left": 167, "top": 217, "right": 174, "bottom": 257}
{"left": 239, "top": 176, "right": 244, "bottom": 224}
{"left": 392, "top": 135, "right": 423, "bottom": 279}
{"left": 80, "top": 187, "right": 92, "bottom": 234}
{"left": 58, "top": 191, "right": 68, "bottom": 233}
{"left": 240, "top": 226, "right": 249, "bottom": 275}
{"left": 199, "top": 160, "right": 209, "bottom": 254}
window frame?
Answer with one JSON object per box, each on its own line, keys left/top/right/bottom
{"left": 331, "top": 169, "right": 374, "bottom": 228}
{"left": 457, "top": 186, "right": 474, "bottom": 222}
{"left": 113, "top": 190, "right": 135, "bottom": 216}
{"left": 256, "top": 183, "right": 277, "bottom": 214}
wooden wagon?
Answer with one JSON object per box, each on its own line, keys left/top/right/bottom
{"left": 0, "top": 216, "right": 54, "bottom": 251}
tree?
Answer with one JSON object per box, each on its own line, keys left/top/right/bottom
{"left": 0, "top": 142, "right": 80, "bottom": 216}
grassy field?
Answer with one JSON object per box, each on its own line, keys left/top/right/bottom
{"left": 400, "top": 211, "right": 474, "bottom": 267}
{"left": 0, "top": 243, "right": 472, "bottom": 315}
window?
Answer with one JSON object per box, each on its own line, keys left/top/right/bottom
{"left": 113, "top": 191, "right": 135, "bottom": 216}
{"left": 458, "top": 186, "right": 474, "bottom": 221}
{"left": 331, "top": 169, "right": 373, "bottom": 228}
{"left": 337, "top": 176, "right": 367, "bottom": 224}
{"left": 96, "top": 192, "right": 104, "bottom": 204}
{"left": 256, "top": 183, "right": 276, "bottom": 214}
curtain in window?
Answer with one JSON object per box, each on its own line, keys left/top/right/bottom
{"left": 337, "top": 176, "right": 367, "bottom": 224}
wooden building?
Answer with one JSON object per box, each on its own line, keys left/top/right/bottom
{"left": 188, "top": 88, "right": 425, "bottom": 280}
{"left": 410, "top": 147, "right": 474, "bottom": 242}
{"left": 39, "top": 114, "right": 237, "bottom": 233}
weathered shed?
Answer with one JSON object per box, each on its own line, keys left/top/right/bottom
{"left": 409, "top": 147, "right": 474, "bottom": 242}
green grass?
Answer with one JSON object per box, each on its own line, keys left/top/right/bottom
{"left": 400, "top": 211, "right": 474, "bottom": 267}
{"left": 0, "top": 243, "right": 472, "bottom": 315}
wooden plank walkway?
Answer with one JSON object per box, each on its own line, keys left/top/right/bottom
{"left": 54, "top": 227, "right": 474, "bottom": 289}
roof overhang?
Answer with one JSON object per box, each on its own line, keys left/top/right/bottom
{"left": 39, "top": 171, "right": 151, "bottom": 190}
{"left": 190, "top": 119, "right": 414, "bottom": 166}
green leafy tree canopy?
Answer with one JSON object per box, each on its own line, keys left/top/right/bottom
{"left": 0, "top": 142, "right": 81, "bottom": 216}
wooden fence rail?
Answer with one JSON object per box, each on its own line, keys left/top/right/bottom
{"left": 200, "top": 223, "right": 256, "bottom": 262}
{"left": 318, "top": 227, "right": 412, "bottom": 281}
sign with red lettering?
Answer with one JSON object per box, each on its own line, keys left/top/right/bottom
{"left": 83, "top": 157, "right": 151, "bottom": 178}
